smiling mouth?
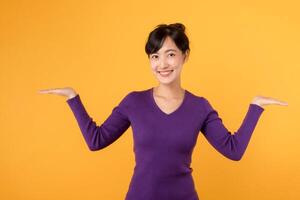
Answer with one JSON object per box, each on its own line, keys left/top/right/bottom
{"left": 158, "top": 70, "right": 174, "bottom": 76}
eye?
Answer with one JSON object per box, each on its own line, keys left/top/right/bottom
{"left": 151, "top": 55, "right": 158, "bottom": 59}
{"left": 168, "top": 53, "right": 175, "bottom": 57}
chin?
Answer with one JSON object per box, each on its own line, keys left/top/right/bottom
{"left": 157, "top": 78, "right": 176, "bottom": 85}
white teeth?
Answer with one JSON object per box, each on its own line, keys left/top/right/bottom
{"left": 159, "top": 70, "right": 173, "bottom": 76}
{"left": 159, "top": 70, "right": 173, "bottom": 73}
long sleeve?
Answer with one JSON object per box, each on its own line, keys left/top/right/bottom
{"left": 66, "top": 93, "right": 131, "bottom": 151}
{"left": 200, "top": 98, "right": 264, "bottom": 161}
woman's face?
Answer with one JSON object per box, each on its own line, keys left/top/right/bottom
{"left": 149, "top": 36, "right": 189, "bottom": 85}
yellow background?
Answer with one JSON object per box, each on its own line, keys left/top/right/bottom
{"left": 1, "top": 0, "right": 299, "bottom": 199}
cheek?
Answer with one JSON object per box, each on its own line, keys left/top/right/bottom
{"left": 150, "top": 61, "right": 158, "bottom": 71}
{"left": 169, "top": 57, "right": 181, "bottom": 66}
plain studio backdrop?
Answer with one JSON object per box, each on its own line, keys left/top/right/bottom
{"left": 0, "top": 0, "right": 298, "bottom": 199}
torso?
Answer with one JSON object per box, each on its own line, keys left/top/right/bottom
{"left": 153, "top": 90, "right": 185, "bottom": 115}
{"left": 125, "top": 88, "right": 202, "bottom": 199}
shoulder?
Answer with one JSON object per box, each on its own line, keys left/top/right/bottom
{"left": 186, "top": 90, "right": 214, "bottom": 112}
{"left": 119, "top": 88, "right": 149, "bottom": 104}
{"left": 186, "top": 90, "right": 208, "bottom": 104}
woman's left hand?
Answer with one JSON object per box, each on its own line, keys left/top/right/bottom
{"left": 251, "top": 95, "right": 288, "bottom": 108}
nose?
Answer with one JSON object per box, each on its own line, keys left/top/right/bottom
{"left": 159, "top": 57, "right": 169, "bottom": 70}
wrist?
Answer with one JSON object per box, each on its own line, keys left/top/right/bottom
{"left": 67, "top": 92, "right": 77, "bottom": 100}
{"left": 251, "top": 101, "right": 264, "bottom": 108}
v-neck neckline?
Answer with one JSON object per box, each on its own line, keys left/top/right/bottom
{"left": 149, "top": 87, "right": 188, "bottom": 117}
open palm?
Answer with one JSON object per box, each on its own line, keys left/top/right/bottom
{"left": 251, "top": 95, "right": 288, "bottom": 108}
{"left": 38, "top": 87, "right": 77, "bottom": 100}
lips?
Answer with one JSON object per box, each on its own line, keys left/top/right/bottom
{"left": 158, "top": 69, "right": 174, "bottom": 76}
{"left": 158, "top": 70, "right": 174, "bottom": 73}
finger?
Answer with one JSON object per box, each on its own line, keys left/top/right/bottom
{"left": 277, "top": 101, "right": 288, "bottom": 106}
{"left": 38, "top": 88, "right": 59, "bottom": 94}
{"left": 38, "top": 89, "right": 54, "bottom": 94}
{"left": 38, "top": 89, "right": 51, "bottom": 94}
{"left": 264, "top": 96, "right": 287, "bottom": 105}
{"left": 271, "top": 99, "right": 288, "bottom": 106}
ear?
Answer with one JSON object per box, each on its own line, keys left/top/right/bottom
{"left": 183, "top": 50, "right": 189, "bottom": 63}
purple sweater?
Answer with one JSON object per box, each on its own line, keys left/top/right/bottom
{"left": 66, "top": 87, "right": 264, "bottom": 200}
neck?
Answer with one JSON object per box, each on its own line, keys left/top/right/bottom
{"left": 154, "top": 83, "right": 185, "bottom": 99}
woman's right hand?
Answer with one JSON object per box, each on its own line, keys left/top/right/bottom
{"left": 38, "top": 87, "right": 78, "bottom": 100}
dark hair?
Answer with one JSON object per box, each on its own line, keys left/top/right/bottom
{"left": 145, "top": 23, "right": 190, "bottom": 58}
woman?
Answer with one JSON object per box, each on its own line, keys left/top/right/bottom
{"left": 38, "top": 23, "right": 288, "bottom": 200}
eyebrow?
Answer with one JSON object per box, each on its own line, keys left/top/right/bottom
{"left": 164, "top": 49, "right": 177, "bottom": 53}
{"left": 151, "top": 49, "right": 177, "bottom": 55}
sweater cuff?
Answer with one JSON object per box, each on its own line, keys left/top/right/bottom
{"left": 249, "top": 103, "right": 265, "bottom": 114}
{"left": 66, "top": 94, "right": 80, "bottom": 103}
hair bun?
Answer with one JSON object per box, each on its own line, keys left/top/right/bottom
{"left": 169, "top": 23, "right": 186, "bottom": 32}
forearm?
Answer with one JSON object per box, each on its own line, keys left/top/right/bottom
{"left": 201, "top": 103, "right": 264, "bottom": 161}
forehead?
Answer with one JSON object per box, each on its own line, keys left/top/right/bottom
{"left": 156, "top": 36, "right": 180, "bottom": 53}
